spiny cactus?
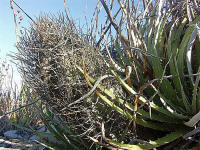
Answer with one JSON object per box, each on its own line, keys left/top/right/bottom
{"left": 15, "top": 14, "right": 131, "bottom": 146}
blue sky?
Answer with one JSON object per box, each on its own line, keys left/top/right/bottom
{"left": 0, "top": 0, "right": 99, "bottom": 60}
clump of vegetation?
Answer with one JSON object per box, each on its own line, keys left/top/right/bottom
{"left": 87, "top": 0, "right": 200, "bottom": 149}
{"left": 8, "top": 0, "right": 200, "bottom": 149}
{"left": 15, "top": 13, "right": 132, "bottom": 148}
{"left": 0, "top": 59, "right": 40, "bottom": 132}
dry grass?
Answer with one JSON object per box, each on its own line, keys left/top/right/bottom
{"left": 0, "top": 59, "right": 40, "bottom": 128}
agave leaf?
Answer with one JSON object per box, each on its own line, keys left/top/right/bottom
{"left": 32, "top": 140, "right": 56, "bottom": 150}
{"left": 96, "top": 91, "right": 132, "bottom": 119}
{"left": 147, "top": 129, "right": 189, "bottom": 149}
{"left": 115, "top": 97, "right": 182, "bottom": 123}
{"left": 151, "top": 84, "right": 189, "bottom": 119}
{"left": 137, "top": 108, "right": 182, "bottom": 124}
{"left": 192, "top": 32, "right": 200, "bottom": 72}
{"left": 192, "top": 66, "right": 200, "bottom": 114}
{"left": 174, "top": 59, "right": 192, "bottom": 114}
{"left": 150, "top": 10, "right": 179, "bottom": 105}
{"left": 106, "top": 128, "right": 188, "bottom": 150}
{"left": 157, "top": 27, "right": 165, "bottom": 58}
{"left": 102, "top": 140, "right": 144, "bottom": 150}
{"left": 167, "top": 18, "right": 187, "bottom": 104}
{"left": 197, "top": 88, "right": 200, "bottom": 111}
{"left": 177, "top": 16, "right": 200, "bottom": 84}
{"left": 186, "top": 25, "right": 198, "bottom": 85}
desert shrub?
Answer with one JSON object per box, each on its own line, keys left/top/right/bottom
{"left": 0, "top": 59, "right": 40, "bottom": 129}
{"left": 15, "top": 13, "right": 132, "bottom": 147}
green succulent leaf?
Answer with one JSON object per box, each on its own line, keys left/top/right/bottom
{"left": 167, "top": 18, "right": 187, "bottom": 104}
{"left": 106, "top": 128, "right": 188, "bottom": 150}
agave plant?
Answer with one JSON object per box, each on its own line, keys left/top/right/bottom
{"left": 77, "top": 0, "right": 200, "bottom": 149}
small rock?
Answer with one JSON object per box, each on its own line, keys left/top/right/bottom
{"left": 28, "top": 144, "right": 45, "bottom": 150}
{"left": 4, "top": 130, "right": 23, "bottom": 139}
{"left": 29, "top": 135, "right": 40, "bottom": 141}
{"left": 0, "top": 138, "right": 5, "bottom": 147}
{"left": 0, "top": 148, "right": 21, "bottom": 150}
{"left": 0, "top": 138, "right": 5, "bottom": 142}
